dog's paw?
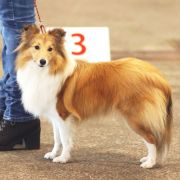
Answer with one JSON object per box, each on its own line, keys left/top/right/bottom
{"left": 140, "top": 156, "right": 148, "bottom": 163}
{"left": 52, "top": 155, "right": 70, "bottom": 163}
{"left": 140, "top": 158, "right": 156, "bottom": 169}
{"left": 44, "top": 152, "right": 57, "bottom": 160}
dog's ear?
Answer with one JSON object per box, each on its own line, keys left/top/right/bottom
{"left": 15, "top": 24, "right": 40, "bottom": 52}
{"left": 22, "top": 24, "right": 40, "bottom": 40}
{"left": 48, "top": 28, "right": 66, "bottom": 43}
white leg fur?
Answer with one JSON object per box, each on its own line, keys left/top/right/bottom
{"left": 52, "top": 115, "right": 74, "bottom": 163}
{"left": 140, "top": 140, "right": 157, "bottom": 168}
{"left": 44, "top": 120, "right": 61, "bottom": 160}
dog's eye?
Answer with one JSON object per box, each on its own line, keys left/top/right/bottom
{"left": 35, "top": 45, "right": 40, "bottom": 50}
{"left": 48, "top": 47, "right": 53, "bottom": 52}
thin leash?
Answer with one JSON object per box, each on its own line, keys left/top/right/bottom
{"left": 34, "top": 0, "right": 46, "bottom": 34}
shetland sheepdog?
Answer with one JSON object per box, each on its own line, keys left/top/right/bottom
{"left": 16, "top": 24, "right": 172, "bottom": 168}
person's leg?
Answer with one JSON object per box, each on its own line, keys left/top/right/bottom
{"left": 0, "top": 19, "right": 9, "bottom": 118}
{"left": 1, "top": 25, "right": 35, "bottom": 122}
{"left": 0, "top": 0, "right": 40, "bottom": 150}
{"left": 0, "top": 40, "right": 8, "bottom": 117}
{"left": 0, "top": 0, "right": 35, "bottom": 122}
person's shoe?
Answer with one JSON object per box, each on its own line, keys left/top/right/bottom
{"left": 0, "top": 119, "right": 40, "bottom": 150}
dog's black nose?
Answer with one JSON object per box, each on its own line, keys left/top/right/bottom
{"left": 39, "top": 59, "right": 46, "bottom": 66}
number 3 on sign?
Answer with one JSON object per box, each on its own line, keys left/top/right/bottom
{"left": 71, "top": 33, "right": 86, "bottom": 55}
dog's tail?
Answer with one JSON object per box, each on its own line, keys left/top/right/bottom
{"left": 142, "top": 88, "right": 173, "bottom": 162}
{"left": 156, "top": 93, "right": 173, "bottom": 161}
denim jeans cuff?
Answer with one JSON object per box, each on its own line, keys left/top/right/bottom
{"left": 3, "top": 115, "right": 37, "bottom": 122}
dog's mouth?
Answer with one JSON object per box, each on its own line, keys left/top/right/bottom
{"left": 38, "top": 64, "right": 49, "bottom": 68}
{"left": 38, "top": 64, "right": 46, "bottom": 68}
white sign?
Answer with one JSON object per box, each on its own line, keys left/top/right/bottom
{"left": 48, "top": 27, "right": 111, "bottom": 62}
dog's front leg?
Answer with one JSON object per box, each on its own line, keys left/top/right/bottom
{"left": 53, "top": 116, "right": 74, "bottom": 163}
{"left": 44, "top": 119, "right": 61, "bottom": 160}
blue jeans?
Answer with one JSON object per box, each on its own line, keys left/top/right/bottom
{"left": 0, "top": 0, "right": 35, "bottom": 122}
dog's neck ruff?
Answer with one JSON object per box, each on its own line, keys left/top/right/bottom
{"left": 17, "top": 57, "right": 76, "bottom": 117}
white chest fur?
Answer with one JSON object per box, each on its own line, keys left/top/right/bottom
{"left": 17, "top": 61, "right": 62, "bottom": 117}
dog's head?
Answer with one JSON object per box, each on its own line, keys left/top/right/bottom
{"left": 16, "top": 24, "right": 67, "bottom": 74}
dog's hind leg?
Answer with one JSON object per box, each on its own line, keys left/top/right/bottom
{"left": 132, "top": 123, "right": 157, "bottom": 168}
{"left": 140, "top": 140, "right": 156, "bottom": 168}
{"left": 124, "top": 115, "right": 157, "bottom": 168}
{"left": 53, "top": 115, "right": 74, "bottom": 163}
{"left": 44, "top": 118, "right": 62, "bottom": 160}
